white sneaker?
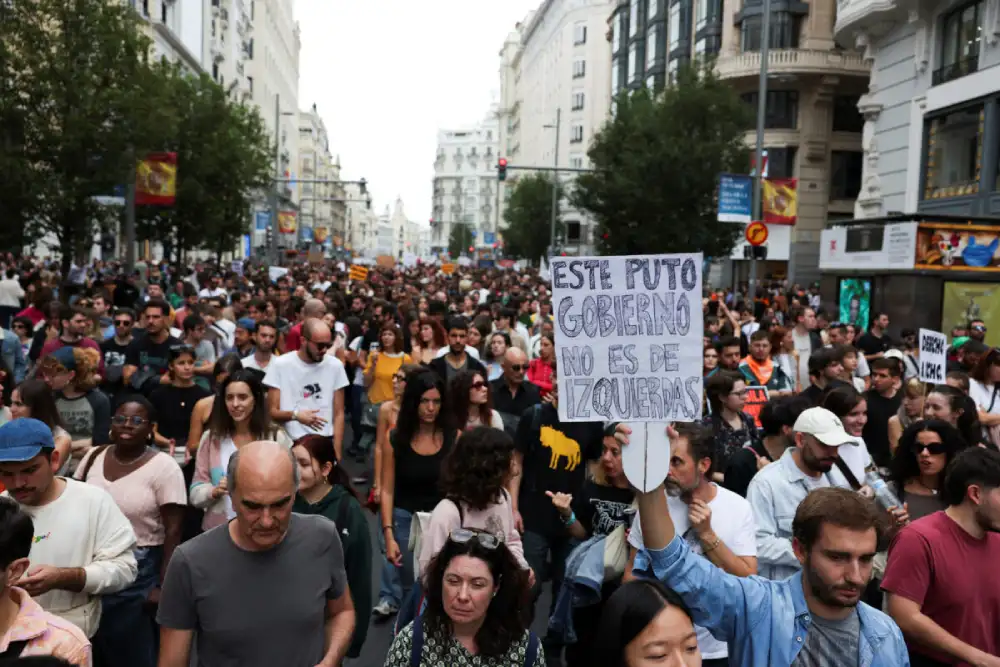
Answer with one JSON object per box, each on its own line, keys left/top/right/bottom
{"left": 372, "top": 600, "right": 399, "bottom": 618}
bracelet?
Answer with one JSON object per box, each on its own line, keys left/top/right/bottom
{"left": 702, "top": 535, "right": 722, "bottom": 554}
{"left": 382, "top": 525, "right": 393, "bottom": 532}
{"left": 562, "top": 511, "right": 577, "bottom": 526}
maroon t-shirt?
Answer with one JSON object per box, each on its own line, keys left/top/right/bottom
{"left": 39, "top": 336, "right": 106, "bottom": 376}
{"left": 881, "top": 510, "right": 1000, "bottom": 663}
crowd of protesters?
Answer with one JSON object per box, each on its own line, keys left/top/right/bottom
{"left": 0, "top": 253, "right": 996, "bottom": 667}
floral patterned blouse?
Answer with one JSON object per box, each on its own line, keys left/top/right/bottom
{"left": 703, "top": 411, "right": 762, "bottom": 470}
{"left": 384, "top": 622, "right": 545, "bottom": 667}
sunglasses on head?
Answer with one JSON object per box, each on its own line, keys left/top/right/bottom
{"left": 912, "top": 441, "right": 947, "bottom": 455}
{"left": 471, "top": 381, "right": 488, "bottom": 390}
{"left": 449, "top": 528, "right": 499, "bottom": 550}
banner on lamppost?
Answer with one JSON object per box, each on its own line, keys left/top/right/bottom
{"left": 277, "top": 211, "right": 297, "bottom": 234}
{"left": 314, "top": 227, "right": 330, "bottom": 244}
{"left": 135, "top": 152, "right": 177, "bottom": 206}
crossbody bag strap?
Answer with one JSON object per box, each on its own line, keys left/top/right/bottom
{"left": 409, "top": 615, "right": 424, "bottom": 667}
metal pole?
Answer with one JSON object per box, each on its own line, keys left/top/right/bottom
{"left": 548, "top": 107, "right": 561, "bottom": 257}
{"left": 124, "top": 147, "right": 136, "bottom": 273}
{"left": 749, "top": 0, "right": 771, "bottom": 305}
{"left": 270, "top": 94, "right": 281, "bottom": 264}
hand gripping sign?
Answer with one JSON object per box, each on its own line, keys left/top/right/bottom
{"left": 550, "top": 254, "right": 704, "bottom": 491}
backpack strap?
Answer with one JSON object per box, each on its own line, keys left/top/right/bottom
{"left": 409, "top": 615, "right": 424, "bottom": 667}
{"left": 0, "top": 639, "right": 28, "bottom": 658}
{"left": 524, "top": 631, "right": 540, "bottom": 667}
{"left": 79, "top": 445, "right": 110, "bottom": 481}
{"left": 447, "top": 497, "right": 464, "bottom": 526}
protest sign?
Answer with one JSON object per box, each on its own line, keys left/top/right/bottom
{"left": 742, "top": 386, "right": 770, "bottom": 428}
{"left": 919, "top": 328, "right": 947, "bottom": 384}
{"left": 551, "top": 253, "right": 704, "bottom": 423}
{"left": 621, "top": 423, "right": 672, "bottom": 493}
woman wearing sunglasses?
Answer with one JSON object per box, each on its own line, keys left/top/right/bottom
{"left": 149, "top": 345, "right": 212, "bottom": 464}
{"left": 888, "top": 419, "right": 968, "bottom": 523}
{"left": 75, "top": 395, "right": 186, "bottom": 667}
{"left": 384, "top": 529, "right": 539, "bottom": 667}
{"left": 451, "top": 370, "right": 504, "bottom": 432}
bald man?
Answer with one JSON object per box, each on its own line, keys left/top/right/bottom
{"left": 264, "top": 319, "right": 349, "bottom": 457}
{"left": 157, "top": 441, "right": 355, "bottom": 667}
{"left": 284, "top": 298, "right": 328, "bottom": 352}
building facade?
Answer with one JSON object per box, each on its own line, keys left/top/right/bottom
{"left": 497, "top": 22, "right": 530, "bottom": 231}
{"left": 298, "top": 104, "right": 346, "bottom": 246}
{"left": 431, "top": 111, "right": 501, "bottom": 254}
{"left": 836, "top": 0, "right": 1000, "bottom": 221}
{"left": 131, "top": 0, "right": 209, "bottom": 74}
{"left": 344, "top": 182, "right": 375, "bottom": 256}
{"left": 610, "top": 0, "right": 870, "bottom": 284}
{"left": 512, "top": 0, "right": 615, "bottom": 255}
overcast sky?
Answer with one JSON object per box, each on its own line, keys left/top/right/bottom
{"left": 294, "top": 0, "right": 540, "bottom": 226}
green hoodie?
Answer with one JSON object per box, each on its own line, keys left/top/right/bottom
{"left": 293, "top": 485, "right": 373, "bottom": 658}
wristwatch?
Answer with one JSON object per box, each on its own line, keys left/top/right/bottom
{"left": 292, "top": 409, "right": 299, "bottom": 421}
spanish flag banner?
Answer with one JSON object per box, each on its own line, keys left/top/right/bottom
{"left": 314, "top": 227, "right": 330, "bottom": 244}
{"left": 135, "top": 152, "right": 178, "bottom": 206}
{"left": 762, "top": 178, "right": 798, "bottom": 225}
{"left": 277, "top": 211, "right": 297, "bottom": 234}
{"left": 349, "top": 265, "right": 369, "bottom": 282}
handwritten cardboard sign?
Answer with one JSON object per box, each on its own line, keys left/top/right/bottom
{"left": 918, "top": 328, "right": 947, "bottom": 384}
{"left": 551, "top": 254, "right": 704, "bottom": 423}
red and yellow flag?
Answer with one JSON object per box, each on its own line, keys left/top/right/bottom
{"left": 762, "top": 178, "right": 798, "bottom": 225}
{"left": 277, "top": 211, "right": 297, "bottom": 234}
{"left": 314, "top": 226, "right": 330, "bottom": 243}
{"left": 135, "top": 152, "right": 177, "bottom": 206}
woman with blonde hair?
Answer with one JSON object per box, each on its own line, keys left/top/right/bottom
{"left": 38, "top": 346, "right": 110, "bottom": 472}
{"left": 888, "top": 377, "right": 925, "bottom": 454}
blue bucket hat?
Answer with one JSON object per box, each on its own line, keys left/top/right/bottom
{"left": 0, "top": 418, "right": 56, "bottom": 462}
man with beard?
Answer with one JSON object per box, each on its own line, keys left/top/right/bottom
{"left": 882, "top": 447, "right": 1000, "bottom": 667}
{"left": 427, "top": 316, "right": 485, "bottom": 382}
{"left": 122, "top": 299, "right": 181, "bottom": 395}
{"left": 241, "top": 320, "right": 278, "bottom": 374}
{"left": 746, "top": 407, "right": 866, "bottom": 580}
{"left": 623, "top": 435, "right": 907, "bottom": 667}
{"left": 624, "top": 422, "right": 757, "bottom": 667}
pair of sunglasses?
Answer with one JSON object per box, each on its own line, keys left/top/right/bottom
{"left": 911, "top": 441, "right": 947, "bottom": 455}
{"left": 471, "top": 381, "right": 489, "bottom": 390}
{"left": 449, "top": 528, "right": 499, "bottom": 550}
{"left": 508, "top": 364, "right": 527, "bottom": 372}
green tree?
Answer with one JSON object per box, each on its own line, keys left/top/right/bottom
{"left": 502, "top": 173, "right": 562, "bottom": 263}
{"left": 449, "top": 222, "right": 474, "bottom": 258}
{"left": 2, "top": 0, "right": 164, "bottom": 273}
{"left": 572, "top": 65, "right": 752, "bottom": 258}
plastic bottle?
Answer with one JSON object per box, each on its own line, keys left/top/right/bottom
{"left": 864, "top": 470, "right": 902, "bottom": 510}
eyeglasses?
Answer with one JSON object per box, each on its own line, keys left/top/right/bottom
{"left": 911, "top": 441, "right": 947, "bottom": 455}
{"left": 114, "top": 319, "right": 133, "bottom": 326}
{"left": 392, "top": 374, "right": 406, "bottom": 382}
{"left": 508, "top": 364, "right": 526, "bottom": 372}
{"left": 449, "top": 528, "right": 499, "bottom": 550}
{"left": 729, "top": 389, "right": 748, "bottom": 397}
{"left": 112, "top": 415, "right": 149, "bottom": 427}
{"left": 973, "top": 325, "right": 987, "bottom": 332}
{"left": 471, "top": 381, "right": 488, "bottom": 390}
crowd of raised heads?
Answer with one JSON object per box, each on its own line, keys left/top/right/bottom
{"left": 0, "top": 256, "right": 997, "bottom": 667}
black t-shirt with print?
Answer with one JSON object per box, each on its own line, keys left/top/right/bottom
{"left": 125, "top": 333, "right": 182, "bottom": 378}
{"left": 857, "top": 330, "right": 891, "bottom": 357}
{"left": 571, "top": 481, "right": 635, "bottom": 537}
{"left": 514, "top": 403, "right": 603, "bottom": 537}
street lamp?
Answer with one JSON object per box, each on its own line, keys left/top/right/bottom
{"left": 543, "top": 109, "right": 561, "bottom": 258}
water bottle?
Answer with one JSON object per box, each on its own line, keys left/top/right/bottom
{"left": 864, "top": 470, "right": 902, "bottom": 510}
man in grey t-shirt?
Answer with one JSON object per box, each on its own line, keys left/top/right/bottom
{"left": 157, "top": 441, "right": 355, "bottom": 667}
{"left": 791, "top": 609, "right": 860, "bottom": 667}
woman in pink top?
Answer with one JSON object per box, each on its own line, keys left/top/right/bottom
{"left": 418, "top": 426, "right": 532, "bottom": 585}
{"left": 75, "top": 395, "right": 186, "bottom": 667}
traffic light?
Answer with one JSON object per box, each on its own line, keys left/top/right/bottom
{"left": 359, "top": 178, "right": 367, "bottom": 196}
{"left": 497, "top": 158, "right": 508, "bottom": 181}
{"left": 266, "top": 225, "right": 274, "bottom": 247}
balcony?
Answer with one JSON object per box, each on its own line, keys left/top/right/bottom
{"left": 715, "top": 49, "right": 870, "bottom": 80}
{"left": 834, "top": 0, "right": 935, "bottom": 44}
{"left": 932, "top": 56, "right": 978, "bottom": 86}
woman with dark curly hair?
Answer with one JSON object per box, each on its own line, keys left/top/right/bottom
{"left": 384, "top": 532, "right": 538, "bottom": 667}
{"left": 418, "top": 426, "right": 528, "bottom": 574}
{"left": 888, "top": 419, "right": 968, "bottom": 522}
{"left": 450, "top": 369, "right": 504, "bottom": 431}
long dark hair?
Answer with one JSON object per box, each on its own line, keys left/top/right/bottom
{"left": 394, "top": 370, "right": 450, "bottom": 446}
{"left": 13, "top": 379, "right": 64, "bottom": 430}
{"left": 594, "top": 579, "right": 697, "bottom": 667}
{"left": 293, "top": 435, "right": 363, "bottom": 502}
{"left": 928, "top": 384, "right": 983, "bottom": 447}
{"left": 422, "top": 537, "right": 529, "bottom": 658}
{"left": 822, "top": 384, "right": 865, "bottom": 419}
{"left": 705, "top": 369, "right": 742, "bottom": 415}
{"left": 439, "top": 427, "right": 514, "bottom": 511}
{"left": 207, "top": 370, "right": 271, "bottom": 439}
{"left": 890, "top": 419, "right": 968, "bottom": 488}
{"left": 450, "top": 369, "right": 493, "bottom": 428}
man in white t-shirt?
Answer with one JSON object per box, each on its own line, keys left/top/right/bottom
{"left": 264, "top": 319, "right": 348, "bottom": 458}
{"left": 242, "top": 320, "right": 278, "bottom": 373}
{"left": 625, "top": 421, "right": 757, "bottom": 666}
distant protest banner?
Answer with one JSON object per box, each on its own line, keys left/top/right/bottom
{"left": 551, "top": 254, "right": 704, "bottom": 423}
{"left": 919, "top": 328, "right": 947, "bottom": 384}
{"left": 743, "top": 386, "right": 770, "bottom": 428}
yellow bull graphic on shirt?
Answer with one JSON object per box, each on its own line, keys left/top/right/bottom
{"left": 540, "top": 426, "right": 582, "bottom": 471}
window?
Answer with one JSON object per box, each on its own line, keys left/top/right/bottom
{"left": 570, "top": 125, "right": 584, "bottom": 143}
{"left": 247, "top": 75, "right": 253, "bottom": 93}
{"left": 566, "top": 221, "right": 582, "bottom": 243}
{"left": 830, "top": 151, "right": 863, "bottom": 200}
{"left": 936, "top": 1, "right": 982, "bottom": 85}
{"left": 573, "top": 60, "right": 586, "bottom": 78}
{"left": 574, "top": 23, "right": 588, "bottom": 45}
{"left": 832, "top": 95, "right": 864, "bottom": 132}
{"left": 648, "top": 0, "right": 660, "bottom": 20}
{"left": 669, "top": 3, "right": 681, "bottom": 50}
{"left": 695, "top": 0, "right": 708, "bottom": 29}
{"left": 740, "top": 91, "right": 799, "bottom": 129}
{"left": 646, "top": 25, "right": 660, "bottom": 67}
{"left": 572, "top": 92, "right": 585, "bottom": 111}
{"left": 212, "top": 62, "right": 219, "bottom": 80}
{"left": 924, "top": 104, "right": 983, "bottom": 198}
{"left": 740, "top": 13, "right": 800, "bottom": 51}
{"left": 767, "top": 147, "right": 797, "bottom": 179}
{"left": 612, "top": 57, "right": 622, "bottom": 91}
{"left": 667, "top": 57, "right": 679, "bottom": 83}
{"left": 612, "top": 14, "right": 622, "bottom": 52}
{"left": 570, "top": 156, "right": 584, "bottom": 169}
{"left": 647, "top": 74, "right": 657, "bottom": 89}
{"left": 630, "top": 0, "right": 640, "bottom": 37}
{"left": 628, "top": 43, "right": 638, "bottom": 83}
{"left": 695, "top": 34, "right": 721, "bottom": 58}
{"left": 465, "top": 178, "right": 477, "bottom": 193}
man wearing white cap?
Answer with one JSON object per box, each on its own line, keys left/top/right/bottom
{"left": 746, "top": 407, "right": 864, "bottom": 580}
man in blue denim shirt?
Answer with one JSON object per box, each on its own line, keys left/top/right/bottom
{"left": 0, "top": 326, "right": 27, "bottom": 384}
{"left": 623, "top": 425, "right": 908, "bottom": 667}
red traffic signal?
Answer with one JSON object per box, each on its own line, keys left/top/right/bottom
{"left": 497, "top": 158, "right": 508, "bottom": 182}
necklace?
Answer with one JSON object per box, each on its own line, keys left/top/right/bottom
{"left": 109, "top": 445, "right": 149, "bottom": 466}
{"left": 914, "top": 478, "right": 938, "bottom": 495}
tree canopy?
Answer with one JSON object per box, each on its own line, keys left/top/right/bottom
{"left": 448, "top": 222, "right": 474, "bottom": 259}
{"left": 502, "top": 173, "right": 562, "bottom": 264}
{"left": 572, "top": 65, "right": 752, "bottom": 259}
